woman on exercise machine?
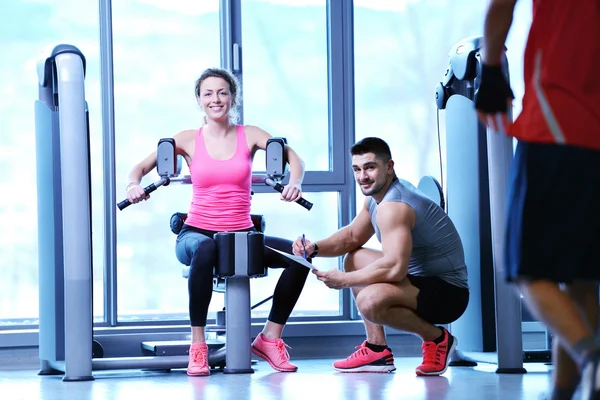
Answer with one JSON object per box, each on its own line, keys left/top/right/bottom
{"left": 125, "top": 68, "right": 309, "bottom": 377}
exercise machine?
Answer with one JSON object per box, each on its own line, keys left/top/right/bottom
{"left": 35, "top": 44, "right": 94, "bottom": 381}
{"left": 435, "top": 36, "right": 527, "bottom": 373}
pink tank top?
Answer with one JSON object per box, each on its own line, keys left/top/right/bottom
{"left": 185, "top": 125, "right": 253, "bottom": 231}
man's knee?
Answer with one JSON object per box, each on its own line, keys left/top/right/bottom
{"left": 342, "top": 248, "right": 379, "bottom": 272}
{"left": 355, "top": 288, "right": 386, "bottom": 323}
{"left": 342, "top": 250, "right": 359, "bottom": 272}
{"left": 565, "top": 280, "right": 598, "bottom": 299}
{"left": 565, "top": 280, "right": 599, "bottom": 323}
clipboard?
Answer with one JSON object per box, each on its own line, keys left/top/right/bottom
{"left": 266, "top": 246, "right": 318, "bottom": 270}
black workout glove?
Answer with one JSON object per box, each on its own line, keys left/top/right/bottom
{"left": 474, "top": 64, "right": 515, "bottom": 113}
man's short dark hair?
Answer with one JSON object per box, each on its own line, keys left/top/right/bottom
{"left": 350, "top": 137, "right": 392, "bottom": 162}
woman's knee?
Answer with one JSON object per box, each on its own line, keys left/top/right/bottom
{"left": 264, "top": 236, "right": 293, "bottom": 254}
{"left": 176, "top": 237, "right": 216, "bottom": 267}
{"left": 175, "top": 238, "right": 195, "bottom": 265}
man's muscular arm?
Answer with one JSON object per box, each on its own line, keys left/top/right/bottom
{"left": 342, "top": 202, "right": 414, "bottom": 287}
{"left": 306, "top": 198, "right": 375, "bottom": 257}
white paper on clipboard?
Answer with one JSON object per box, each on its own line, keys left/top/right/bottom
{"left": 266, "top": 246, "right": 318, "bottom": 270}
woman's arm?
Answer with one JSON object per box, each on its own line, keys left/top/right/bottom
{"left": 126, "top": 129, "right": 194, "bottom": 204}
{"left": 245, "top": 125, "right": 306, "bottom": 202}
{"left": 284, "top": 145, "right": 305, "bottom": 187}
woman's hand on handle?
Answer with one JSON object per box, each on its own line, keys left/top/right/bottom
{"left": 126, "top": 183, "right": 150, "bottom": 204}
{"left": 281, "top": 183, "right": 303, "bottom": 202}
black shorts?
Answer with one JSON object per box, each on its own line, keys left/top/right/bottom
{"left": 505, "top": 141, "right": 600, "bottom": 283}
{"left": 407, "top": 274, "right": 469, "bottom": 325}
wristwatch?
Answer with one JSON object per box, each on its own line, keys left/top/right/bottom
{"left": 310, "top": 243, "right": 319, "bottom": 258}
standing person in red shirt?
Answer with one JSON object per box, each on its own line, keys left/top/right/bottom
{"left": 475, "top": 1, "right": 600, "bottom": 399}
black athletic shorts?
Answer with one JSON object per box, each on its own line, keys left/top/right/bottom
{"left": 407, "top": 274, "right": 469, "bottom": 325}
{"left": 505, "top": 141, "right": 600, "bottom": 283}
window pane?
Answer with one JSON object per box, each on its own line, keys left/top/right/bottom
{"left": 353, "top": 0, "right": 531, "bottom": 214}
{"left": 0, "top": 0, "right": 102, "bottom": 325}
{"left": 249, "top": 192, "right": 341, "bottom": 318}
{"left": 113, "top": 0, "right": 221, "bottom": 322}
{"left": 241, "top": 0, "right": 330, "bottom": 171}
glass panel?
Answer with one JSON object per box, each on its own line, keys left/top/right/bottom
{"left": 249, "top": 191, "right": 341, "bottom": 318}
{"left": 113, "top": 0, "right": 222, "bottom": 322}
{"left": 0, "top": 0, "right": 102, "bottom": 326}
{"left": 241, "top": 0, "right": 330, "bottom": 171}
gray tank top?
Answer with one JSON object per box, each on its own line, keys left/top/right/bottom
{"left": 368, "top": 178, "right": 468, "bottom": 289}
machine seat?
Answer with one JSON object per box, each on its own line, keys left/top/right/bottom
{"left": 170, "top": 214, "right": 266, "bottom": 288}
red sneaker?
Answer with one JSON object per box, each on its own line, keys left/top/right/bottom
{"left": 333, "top": 341, "right": 396, "bottom": 373}
{"left": 187, "top": 342, "right": 210, "bottom": 376}
{"left": 415, "top": 327, "right": 457, "bottom": 376}
{"left": 251, "top": 333, "right": 298, "bottom": 372}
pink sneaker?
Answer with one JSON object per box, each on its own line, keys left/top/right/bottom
{"left": 333, "top": 341, "right": 396, "bottom": 373}
{"left": 415, "top": 327, "right": 457, "bottom": 376}
{"left": 251, "top": 333, "right": 298, "bottom": 372}
{"left": 187, "top": 342, "right": 210, "bottom": 376}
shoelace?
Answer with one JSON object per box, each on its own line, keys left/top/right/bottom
{"left": 349, "top": 345, "right": 370, "bottom": 360}
{"left": 421, "top": 342, "right": 439, "bottom": 364}
{"left": 190, "top": 347, "right": 208, "bottom": 369}
{"left": 274, "top": 339, "right": 292, "bottom": 362}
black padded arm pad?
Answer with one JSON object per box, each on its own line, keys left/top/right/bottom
{"left": 170, "top": 212, "right": 188, "bottom": 235}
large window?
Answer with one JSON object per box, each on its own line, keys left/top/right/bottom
{"left": 238, "top": 0, "right": 342, "bottom": 318}
{"left": 113, "top": 0, "right": 221, "bottom": 321}
{"left": 112, "top": 0, "right": 339, "bottom": 322}
{"left": 0, "top": 0, "right": 102, "bottom": 325}
{"left": 241, "top": 0, "right": 330, "bottom": 171}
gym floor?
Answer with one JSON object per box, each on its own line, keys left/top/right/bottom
{"left": 0, "top": 356, "right": 576, "bottom": 400}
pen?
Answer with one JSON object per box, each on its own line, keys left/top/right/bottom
{"left": 302, "top": 233, "right": 306, "bottom": 259}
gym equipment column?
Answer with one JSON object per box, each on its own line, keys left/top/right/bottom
{"left": 35, "top": 45, "right": 94, "bottom": 381}
{"left": 435, "top": 36, "right": 525, "bottom": 373}
{"left": 214, "top": 232, "right": 266, "bottom": 373}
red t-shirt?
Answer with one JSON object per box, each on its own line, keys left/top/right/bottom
{"left": 510, "top": 0, "right": 600, "bottom": 150}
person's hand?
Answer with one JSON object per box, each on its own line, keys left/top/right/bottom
{"left": 292, "top": 236, "right": 315, "bottom": 258}
{"left": 281, "top": 183, "right": 302, "bottom": 202}
{"left": 126, "top": 183, "right": 150, "bottom": 204}
{"left": 474, "top": 63, "right": 515, "bottom": 133}
{"left": 313, "top": 268, "right": 347, "bottom": 290}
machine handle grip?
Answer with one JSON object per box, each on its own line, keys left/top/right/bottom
{"left": 117, "top": 178, "right": 169, "bottom": 211}
{"left": 117, "top": 199, "right": 132, "bottom": 211}
{"left": 271, "top": 182, "right": 313, "bottom": 211}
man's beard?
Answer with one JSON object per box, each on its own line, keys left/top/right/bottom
{"left": 359, "top": 180, "right": 384, "bottom": 196}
